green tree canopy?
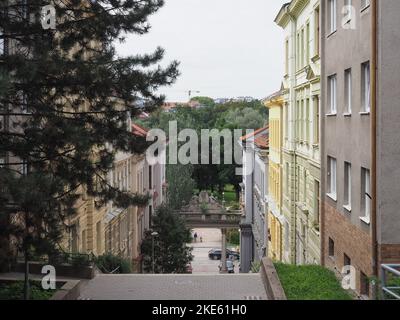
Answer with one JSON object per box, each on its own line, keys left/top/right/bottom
{"left": 141, "top": 204, "right": 193, "bottom": 273}
{"left": 0, "top": 0, "right": 178, "bottom": 277}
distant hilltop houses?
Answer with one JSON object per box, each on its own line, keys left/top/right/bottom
{"left": 161, "top": 96, "right": 257, "bottom": 113}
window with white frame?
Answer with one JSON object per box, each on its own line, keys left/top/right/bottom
{"left": 361, "top": 168, "right": 371, "bottom": 223}
{"left": 344, "top": 162, "right": 352, "bottom": 210}
{"left": 361, "top": 0, "right": 371, "bottom": 10}
{"left": 314, "top": 6, "right": 320, "bottom": 56}
{"left": 327, "top": 156, "right": 337, "bottom": 200}
{"left": 328, "top": 0, "right": 337, "bottom": 34}
{"left": 328, "top": 74, "right": 337, "bottom": 114}
{"left": 361, "top": 62, "right": 371, "bottom": 113}
{"left": 314, "top": 180, "right": 320, "bottom": 226}
{"left": 344, "top": 69, "right": 352, "bottom": 114}
{"left": 0, "top": 152, "right": 5, "bottom": 167}
{"left": 0, "top": 28, "right": 4, "bottom": 56}
{"left": 344, "top": 0, "right": 353, "bottom": 22}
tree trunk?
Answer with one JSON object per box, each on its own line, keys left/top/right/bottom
{"left": 235, "top": 185, "right": 240, "bottom": 201}
{"left": 23, "top": 248, "right": 29, "bottom": 300}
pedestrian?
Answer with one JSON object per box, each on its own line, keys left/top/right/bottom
{"left": 194, "top": 232, "right": 198, "bottom": 242}
{"left": 200, "top": 235, "right": 203, "bottom": 242}
{"left": 227, "top": 257, "right": 234, "bottom": 274}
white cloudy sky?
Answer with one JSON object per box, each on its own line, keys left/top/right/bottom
{"left": 116, "top": 0, "right": 287, "bottom": 102}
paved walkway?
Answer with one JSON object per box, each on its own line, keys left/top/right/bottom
{"left": 78, "top": 274, "right": 267, "bottom": 300}
{"left": 191, "top": 228, "right": 239, "bottom": 274}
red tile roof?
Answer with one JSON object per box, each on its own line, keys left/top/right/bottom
{"left": 132, "top": 123, "right": 149, "bottom": 137}
{"left": 240, "top": 126, "right": 269, "bottom": 141}
{"left": 240, "top": 127, "right": 269, "bottom": 150}
{"left": 255, "top": 135, "right": 269, "bottom": 149}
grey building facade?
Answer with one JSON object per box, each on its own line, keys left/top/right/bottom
{"left": 321, "top": 0, "right": 400, "bottom": 298}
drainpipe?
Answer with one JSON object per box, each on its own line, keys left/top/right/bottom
{"left": 371, "top": 0, "right": 378, "bottom": 280}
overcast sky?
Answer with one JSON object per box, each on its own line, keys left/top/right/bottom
{"left": 116, "top": 0, "right": 287, "bottom": 102}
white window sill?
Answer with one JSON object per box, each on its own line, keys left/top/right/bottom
{"left": 327, "top": 30, "right": 337, "bottom": 38}
{"left": 360, "top": 111, "right": 370, "bottom": 116}
{"left": 360, "top": 216, "right": 371, "bottom": 225}
{"left": 361, "top": 5, "right": 371, "bottom": 14}
{"left": 326, "top": 113, "right": 337, "bottom": 117}
{"left": 326, "top": 193, "right": 337, "bottom": 202}
{"left": 343, "top": 205, "right": 352, "bottom": 213}
{"left": 343, "top": 113, "right": 352, "bottom": 117}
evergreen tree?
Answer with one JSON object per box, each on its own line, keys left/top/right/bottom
{"left": 0, "top": 0, "right": 179, "bottom": 296}
{"left": 141, "top": 204, "right": 193, "bottom": 274}
{"left": 166, "top": 163, "right": 195, "bottom": 210}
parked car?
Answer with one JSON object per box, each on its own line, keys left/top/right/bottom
{"left": 208, "top": 248, "right": 240, "bottom": 260}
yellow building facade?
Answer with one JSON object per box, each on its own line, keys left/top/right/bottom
{"left": 265, "top": 92, "right": 284, "bottom": 261}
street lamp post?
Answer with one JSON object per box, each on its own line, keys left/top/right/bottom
{"left": 151, "top": 231, "right": 158, "bottom": 274}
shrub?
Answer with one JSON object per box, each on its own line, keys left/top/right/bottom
{"left": 95, "top": 253, "right": 132, "bottom": 274}
{"left": 251, "top": 261, "right": 261, "bottom": 273}
{"left": 226, "top": 229, "right": 240, "bottom": 245}
{"left": 0, "top": 281, "right": 55, "bottom": 300}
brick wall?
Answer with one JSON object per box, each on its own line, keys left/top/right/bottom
{"left": 323, "top": 201, "right": 373, "bottom": 296}
{"left": 379, "top": 244, "right": 400, "bottom": 264}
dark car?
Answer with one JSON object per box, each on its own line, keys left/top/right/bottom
{"left": 208, "top": 248, "right": 240, "bottom": 260}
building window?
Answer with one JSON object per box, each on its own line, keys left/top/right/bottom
{"left": 344, "top": 253, "right": 351, "bottom": 268}
{"left": 305, "top": 98, "right": 310, "bottom": 144}
{"left": 96, "top": 221, "right": 102, "bottom": 253}
{"left": 296, "top": 33, "right": 300, "bottom": 70}
{"left": 313, "top": 96, "right": 320, "bottom": 144}
{"left": 344, "top": 69, "right": 352, "bottom": 114}
{"left": 361, "top": 62, "right": 371, "bottom": 113}
{"left": 328, "top": 75, "right": 337, "bottom": 114}
{"left": 303, "top": 169, "right": 307, "bottom": 203}
{"left": 0, "top": 152, "right": 6, "bottom": 167}
{"left": 328, "top": 0, "right": 337, "bottom": 34}
{"left": 148, "top": 205, "right": 153, "bottom": 228}
{"left": 21, "top": 0, "right": 28, "bottom": 20}
{"left": 0, "top": 28, "right": 4, "bottom": 56}
{"left": 314, "top": 6, "right": 320, "bottom": 56}
{"left": 361, "top": 0, "right": 371, "bottom": 10}
{"left": 284, "top": 103, "right": 289, "bottom": 140}
{"left": 148, "top": 165, "right": 152, "bottom": 190}
{"left": 285, "top": 39, "right": 289, "bottom": 75}
{"left": 344, "top": 0, "right": 353, "bottom": 22}
{"left": 314, "top": 180, "right": 320, "bottom": 227}
{"left": 327, "top": 157, "right": 337, "bottom": 200}
{"left": 301, "top": 29, "right": 304, "bottom": 68}
{"left": 360, "top": 272, "right": 370, "bottom": 296}
{"left": 344, "top": 162, "right": 352, "bottom": 210}
{"left": 284, "top": 222, "right": 290, "bottom": 250}
{"left": 285, "top": 162, "right": 290, "bottom": 195}
{"left": 306, "top": 22, "right": 310, "bottom": 64}
{"left": 361, "top": 168, "right": 371, "bottom": 224}
{"left": 300, "top": 99, "right": 304, "bottom": 142}
{"left": 21, "top": 159, "right": 28, "bottom": 175}
{"left": 328, "top": 238, "right": 335, "bottom": 257}
{"left": 82, "top": 229, "right": 87, "bottom": 253}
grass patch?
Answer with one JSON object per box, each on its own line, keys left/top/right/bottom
{"left": 274, "top": 263, "right": 353, "bottom": 300}
{"left": 0, "top": 281, "right": 56, "bottom": 300}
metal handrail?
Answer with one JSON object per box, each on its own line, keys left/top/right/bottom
{"left": 381, "top": 264, "right": 400, "bottom": 300}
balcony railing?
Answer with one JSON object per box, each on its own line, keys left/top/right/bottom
{"left": 381, "top": 264, "right": 400, "bottom": 300}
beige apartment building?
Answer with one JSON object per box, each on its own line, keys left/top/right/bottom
{"left": 321, "top": 0, "right": 400, "bottom": 298}
{"left": 275, "top": 0, "right": 321, "bottom": 265}
{"left": 105, "top": 124, "right": 166, "bottom": 272}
